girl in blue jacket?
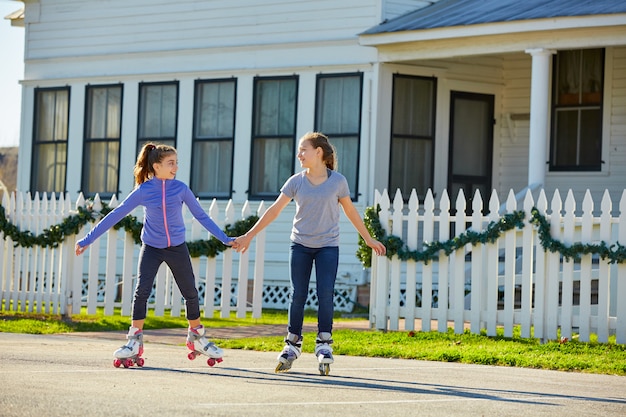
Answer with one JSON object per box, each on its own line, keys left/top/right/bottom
{"left": 75, "top": 143, "right": 234, "bottom": 366}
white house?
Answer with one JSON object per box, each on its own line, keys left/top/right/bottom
{"left": 6, "top": 0, "right": 626, "bottom": 303}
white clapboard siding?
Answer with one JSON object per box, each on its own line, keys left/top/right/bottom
{"left": 26, "top": 0, "right": 385, "bottom": 59}
{"left": 370, "top": 188, "right": 626, "bottom": 344}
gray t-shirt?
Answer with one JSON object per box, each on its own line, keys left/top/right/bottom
{"left": 280, "top": 169, "right": 350, "bottom": 248}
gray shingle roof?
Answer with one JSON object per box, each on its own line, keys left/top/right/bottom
{"left": 362, "top": 0, "right": 626, "bottom": 35}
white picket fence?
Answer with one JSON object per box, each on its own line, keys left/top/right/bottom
{"left": 370, "top": 188, "right": 626, "bottom": 344}
{"left": 0, "top": 191, "right": 268, "bottom": 319}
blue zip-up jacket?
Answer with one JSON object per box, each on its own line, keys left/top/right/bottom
{"left": 77, "top": 177, "right": 233, "bottom": 249}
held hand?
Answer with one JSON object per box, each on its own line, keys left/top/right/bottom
{"left": 75, "top": 242, "right": 88, "bottom": 256}
{"left": 368, "top": 238, "right": 386, "bottom": 257}
{"left": 233, "top": 234, "right": 253, "bottom": 254}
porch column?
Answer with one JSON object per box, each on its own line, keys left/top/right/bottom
{"left": 525, "top": 48, "right": 556, "bottom": 188}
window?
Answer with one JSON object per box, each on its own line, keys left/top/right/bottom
{"left": 82, "top": 84, "right": 122, "bottom": 198}
{"left": 389, "top": 75, "right": 436, "bottom": 200}
{"left": 31, "top": 87, "right": 69, "bottom": 194}
{"left": 191, "top": 79, "right": 236, "bottom": 199}
{"left": 550, "top": 48, "right": 604, "bottom": 171}
{"left": 315, "top": 73, "right": 363, "bottom": 200}
{"left": 249, "top": 76, "right": 298, "bottom": 198}
{"left": 138, "top": 82, "right": 178, "bottom": 149}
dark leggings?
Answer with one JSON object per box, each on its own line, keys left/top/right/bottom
{"left": 131, "top": 243, "right": 200, "bottom": 321}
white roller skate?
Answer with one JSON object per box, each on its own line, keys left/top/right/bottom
{"left": 315, "top": 332, "right": 334, "bottom": 376}
{"left": 275, "top": 333, "right": 302, "bottom": 373}
{"left": 186, "top": 325, "right": 224, "bottom": 367}
{"left": 113, "top": 326, "right": 144, "bottom": 368}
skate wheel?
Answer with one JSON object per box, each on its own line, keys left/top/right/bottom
{"left": 207, "top": 358, "right": 216, "bottom": 367}
{"left": 113, "top": 359, "right": 122, "bottom": 368}
{"left": 275, "top": 362, "right": 290, "bottom": 373}
{"left": 319, "top": 363, "right": 330, "bottom": 376}
{"left": 136, "top": 357, "right": 145, "bottom": 367}
{"left": 216, "top": 357, "right": 223, "bottom": 364}
{"left": 187, "top": 351, "right": 196, "bottom": 361}
{"left": 123, "top": 359, "right": 132, "bottom": 368}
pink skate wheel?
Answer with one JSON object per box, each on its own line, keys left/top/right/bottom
{"left": 216, "top": 357, "right": 223, "bottom": 364}
{"left": 123, "top": 359, "right": 132, "bottom": 368}
{"left": 187, "top": 352, "right": 196, "bottom": 361}
{"left": 207, "top": 358, "right": 216, "bottom": 366}
{"left": 113, "top": 359, "right": 122, "bottom": 368}
{"left": 136, "top": 357, "right": 145, "bottom": 367}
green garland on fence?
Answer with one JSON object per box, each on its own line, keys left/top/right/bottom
{"left": 357, "top": 205, "right": 626, "bottom": 268}
{"left": 5, "top": 200, "right": 626, "bottom": 265}
{"left": 0, "top": 202, "right": 258, "bottom": 259}
{"left": 528, "top": 207, "right": 626, "bottom": 264}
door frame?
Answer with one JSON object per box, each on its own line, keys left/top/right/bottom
{"left": 447, "top": 90, "right": 495, "bottom": 210}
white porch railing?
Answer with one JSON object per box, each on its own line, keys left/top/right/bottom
{"left": 370, "top": 188, "right": 626, "bottom": 344}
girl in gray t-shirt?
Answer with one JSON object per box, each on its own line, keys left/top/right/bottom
{"left": 234, "top": 132, "right": 386, "bottom": 375}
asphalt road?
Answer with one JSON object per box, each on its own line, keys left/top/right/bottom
{"left": 1, "top": 332, "right": 625, "bottom": 417}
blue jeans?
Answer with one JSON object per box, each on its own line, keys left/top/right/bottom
{"left": 132, "top": 243, "right": 200, "bottom": 321}
{"left": 288, "top": 243, "right": 339, "bottom": 336}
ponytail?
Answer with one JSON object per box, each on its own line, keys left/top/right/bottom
{"left": 133, "top": 143, "right": 177, "bottom": 185}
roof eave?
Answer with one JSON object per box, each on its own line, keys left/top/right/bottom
{"left": 4, "top": 7, "right": 25, "bottom": 28}
{"left": 359, "top": 14, "right": 626, "bottom": 47}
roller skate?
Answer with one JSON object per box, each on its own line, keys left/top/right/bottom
{"left": 113, "top": 326, "right": 144, "bottom": 368}
{"left": 315, "top": 332, "right": 333, "bottom": 376}
{"left": 275, "top": 333, "right": 302, "bottom": 373}
{"left": 186, "top": 325, "right": 224, "bottom": 367}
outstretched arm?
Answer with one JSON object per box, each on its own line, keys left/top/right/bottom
{"left": 339, "top": 196, "right": 386, "bottom": 256}
{"left": 234, "top": 193, "right": 291, "bottom": 253}
{"left": 184, "top": 188, "right": 234, "bottom": 245}
{"left": 75, "top": 189, "right": 142, "bottom": 256}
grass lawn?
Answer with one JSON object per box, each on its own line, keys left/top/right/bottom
{"left": 1, "top": 307, "right": 624, "bottom": 376}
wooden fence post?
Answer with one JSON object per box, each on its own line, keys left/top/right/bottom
{"left": 251, "top": 201, "right": 266, "bottom": 319}
{"left": 219, "top": 200, "right": 234, "bottom": 318}
{"left": 436, "top": 190, "right": 451, "bottom": 333}
{"left": 533, "top": 190, "right": 549, "bottom": 342}
{"left": 617, "top": 191, "right": 626, "bottom": 344}
{"left": 451, "top": 189, "right": 467, "bottom": 334}
{"left": 597, "top": 191, "right": 612, "bottom": 342}
{"left": 373, "top": 189, "right": 390, "bottom": 331}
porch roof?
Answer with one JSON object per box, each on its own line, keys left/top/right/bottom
{"left": 362, "top": 0, "right": 626, "bottom": 35}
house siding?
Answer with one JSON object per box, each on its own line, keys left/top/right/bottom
{"left": 25, "top": 0, "right": 381, "bottom": 60}
{"left": 499, "top": 52, "right": 532, "bottom": 197}
{"left": 607, "top": 46, "right": 626, "bottom": 198}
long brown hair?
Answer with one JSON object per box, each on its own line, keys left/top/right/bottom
{"left": 133, "top": 143, "right": 177, "bottom": 185}
{"left": 301, "top": 132, "right": 337, "bottom": 171}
